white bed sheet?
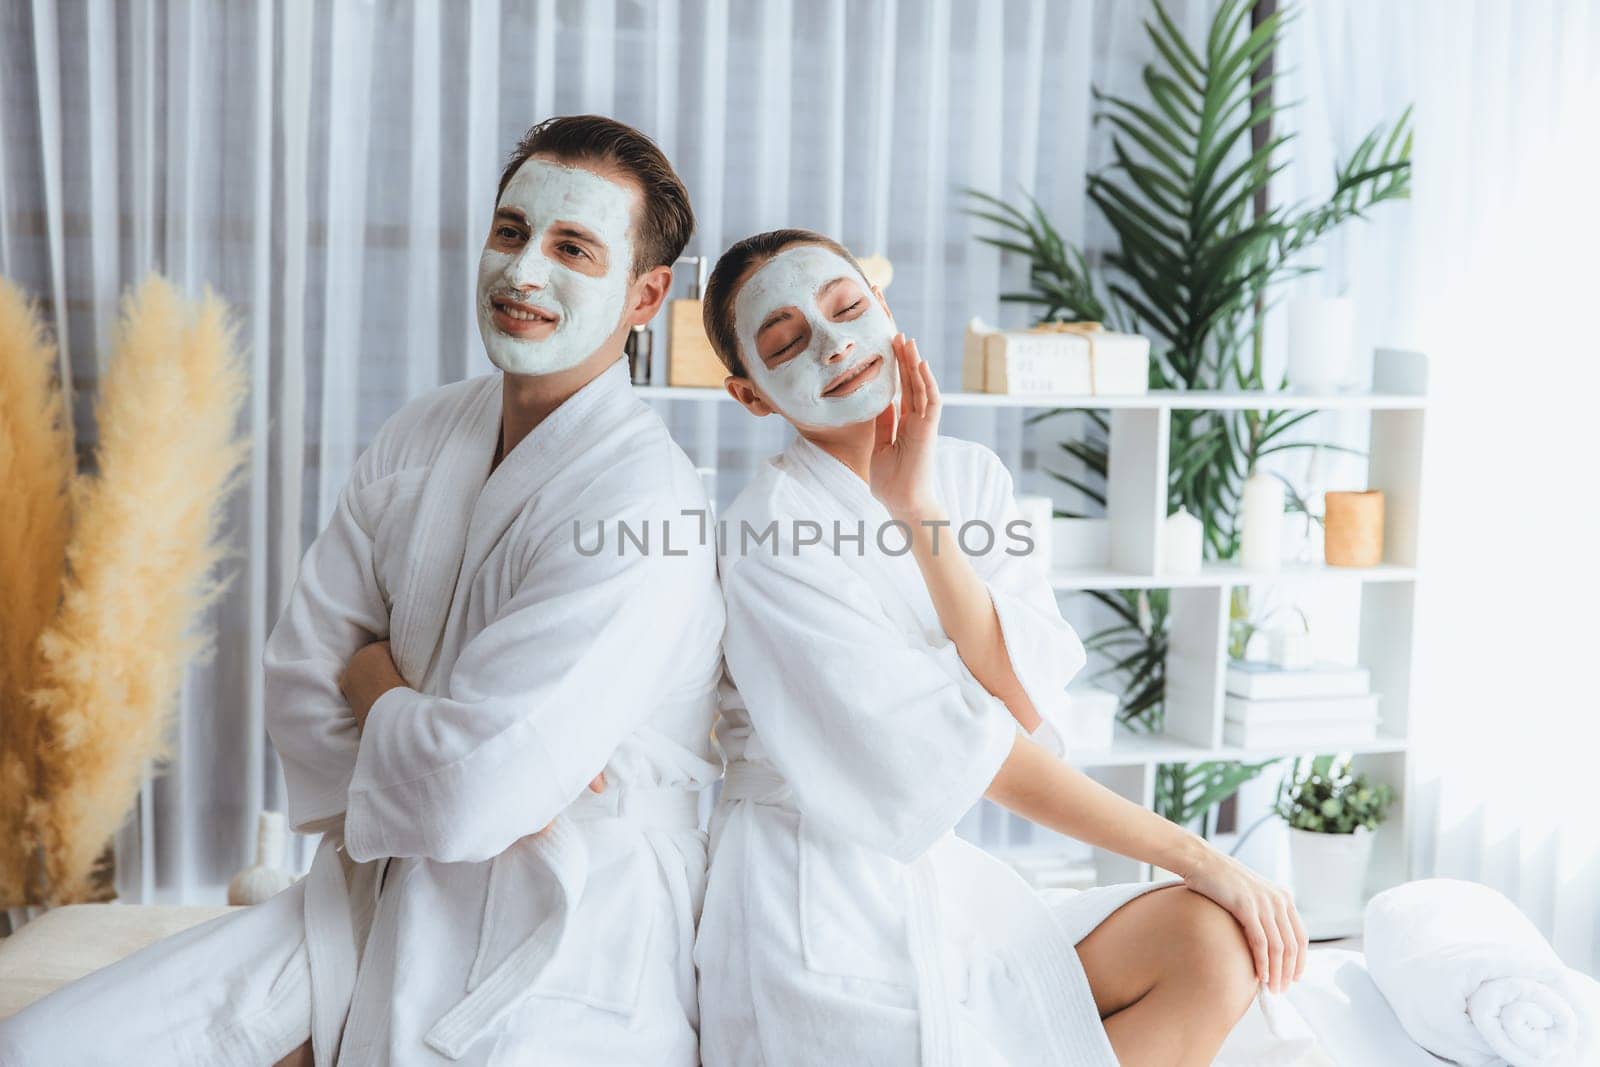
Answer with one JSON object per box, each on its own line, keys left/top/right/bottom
{"left": 1216, "top": 949, "right": 1451, "bottom": 1066}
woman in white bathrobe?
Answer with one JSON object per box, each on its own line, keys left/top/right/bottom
{"left": 693, "top": 230, "right": 1309, "bottom": 1067}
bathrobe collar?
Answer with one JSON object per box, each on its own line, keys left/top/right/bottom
{"left": 390, "top": 358, "right": 636, "bottom": 688}
{"left": 782, "top": 430, "right": 947, "bottom": 644}
{"left": 785, "top": 429, "right": 892, "bottom": 524}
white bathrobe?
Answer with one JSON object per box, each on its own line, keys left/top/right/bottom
{"left": 696, "top": 433, "right": 1174, "bottom": 1067}
{"left": 0, "top": 359, "right": 725, "bottom": 1067}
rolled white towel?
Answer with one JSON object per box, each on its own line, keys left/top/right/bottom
{"left": 1364, "top": 879, "right": 1600, "bottom": 1066}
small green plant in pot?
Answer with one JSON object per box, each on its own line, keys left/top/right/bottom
{"left": 1275, "top": 755, "right": 1395, "bottom": 934}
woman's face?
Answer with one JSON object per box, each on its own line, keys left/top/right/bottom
{"left": 733, "top": 245, "right": 898, "bottom": 428}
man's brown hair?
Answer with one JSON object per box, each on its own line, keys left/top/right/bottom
{"left": 701, "top": 229, "right": 865, "bottom": 378}
{"left": 497, "top": 115, "right": 694, "bottom": 278}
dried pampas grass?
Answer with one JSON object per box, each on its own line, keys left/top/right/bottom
{"left": 13, "top": 277, "right": 248, "bottom": 904}
{"left": 0, "top": 282, "right": 74, "bottom": 904}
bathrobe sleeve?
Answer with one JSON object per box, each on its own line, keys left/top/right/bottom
{"left": 263, "top": 446, "right": 392, "bottom": 833}
{"left": 965, "top": 446, "right": 1088, "bottom": 757}
{"left": 342, "top": 502, "right": 720, "bottom": 864}
{"left": 721, "top": 549, "right": 1019, "bottom": 864}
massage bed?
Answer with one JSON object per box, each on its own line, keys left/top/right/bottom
{"left": 0, "top": 905, "right": 1449, "bottom": 1065}
{"left": 1217, "top": 948, "right": 1451, "bottom": 1066}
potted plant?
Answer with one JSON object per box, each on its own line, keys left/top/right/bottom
{"left": 1275, "top": 756, "right": 1395, "bottom": 930}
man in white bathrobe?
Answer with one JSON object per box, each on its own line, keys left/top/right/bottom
{"left": 0, "top": 115, "right": 725, "bottom": 1067}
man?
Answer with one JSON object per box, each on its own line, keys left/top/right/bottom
{"left": 0, "top": 115, "right": 724, "bottom": 1066}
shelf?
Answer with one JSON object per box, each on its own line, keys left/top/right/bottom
{"left": 634, "top": 384, "right": 1427, "bottom": 411}
{"left": 1072, "top": 730, "right": 1408, "bottom": 768}
{"left": 1213, "top": 732, "right": 1410, "bottom": 762}
{"left": 1049, "top": 561, "right": 1418, "bottom": 591}
{"left": 1071, "top": 733, "right": 1216, "bottom": 766}
{"left": 650, "top": 347, "right": 1427, "bottom": 898}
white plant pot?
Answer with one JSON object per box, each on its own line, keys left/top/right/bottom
{"left": 1063, "top": 686, "right": 1119, "bottom": 751}
{"left": 1287, "top": 825, "right": 1374, "bottom": 930}
{"left": 1051, "top": 517, "right": 1110, "bottom": 569}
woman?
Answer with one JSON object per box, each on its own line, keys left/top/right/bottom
{"left": 692, "top": 229, "right": 1308, "bottom": 1067}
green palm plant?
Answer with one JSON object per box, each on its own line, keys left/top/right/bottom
{"left": 968, "top": 0, "right": 1411, "bottom": 830}
{"left": 1080, "top": 586, "right": 1168, "bottom": 732}
{"left": 1158, "top": 758, "right": 1283, "bottom": 836}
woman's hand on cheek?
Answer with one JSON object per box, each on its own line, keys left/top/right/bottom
{"left": 868, "top": 334, "right": 943, "bottom": 522}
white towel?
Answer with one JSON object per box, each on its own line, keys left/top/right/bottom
{"left": 1364, "top": 879, "right": 1600, "bottom": 1067}
{"left": 1214, "top": 987, "right": 1329, "bottom": 1067}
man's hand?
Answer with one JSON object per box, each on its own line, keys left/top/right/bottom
{"left": 521, "top": 773, "right": 607, "bottom": 841}
{"left": 339, "top": 639, "right": 407, "bottom": 730}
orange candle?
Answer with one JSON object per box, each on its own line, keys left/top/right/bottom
{"left": 1324, "top": 490, "right": 1385, "bottom": 567}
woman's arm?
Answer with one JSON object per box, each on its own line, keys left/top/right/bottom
{"left": 872, "top": 336, "right": 1041, "bottom": 730}
{"left": 869, "top": 339, "right": 1306, "bottom": 993}
{"left": 903, "top": 509, "right": 1040, "bottom": 730}
{"left": 986, "top": 732, "right": 1207, "bottom": 874}
{"left": 987, "top": 733, "right": 1309, "bottom": 993}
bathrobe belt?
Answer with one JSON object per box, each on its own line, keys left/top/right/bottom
{"left": 302, "top": 787, "right": 703, "bottom": 1065}
{"left": 305, "top": 833, "right": 365, "bottom": 1067}
{"left": 424, "top": 786, "right": 703, "bottom": 1060}
{"left": 719, "top": 761, "right": 960, "bottom": 1067}
{"left": 719, "top": 759, "right": 796, "bottom": 808}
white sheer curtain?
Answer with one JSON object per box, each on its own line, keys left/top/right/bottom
{"left": 1279, "top": 0, "right": 1600, "bottom": 973}
{"left": 0, "top": 0, "right": 1217, "bottom": 903}
{"left": 10, "top": 1, "right": 1593, "bottom": 976}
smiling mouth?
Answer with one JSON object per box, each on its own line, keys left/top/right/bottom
{"left": 491, "top": 296, "right": 559, "bottom": 333}
{"left": 821, "top": 354, "right": 884, "bottom": 398}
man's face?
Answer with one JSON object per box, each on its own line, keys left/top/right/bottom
{"left": 475, "top": 157, "right": 637, "bottom": 376}
{"left": 734, "top": 245, "right": 898, "bottom": 428}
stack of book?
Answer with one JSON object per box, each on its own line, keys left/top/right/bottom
{"left": 1223, "top": 660, "right": 1380, "bottom": 750}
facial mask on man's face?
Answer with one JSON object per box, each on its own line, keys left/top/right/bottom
{"left": 733, "top": 246, "right": 898, "bottom": 428}
{"left": 475, "top": 158, "right": 635, "bottom": 376}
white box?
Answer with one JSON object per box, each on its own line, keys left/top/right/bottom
{"left": 1064, "top": 685, "right": 1119, "bottom": 750}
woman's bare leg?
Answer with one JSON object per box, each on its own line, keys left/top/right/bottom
{"left": 1075, "top": 885, "right": 1261, "bottom": 1067}
{"left": 274, "top": 1041, "right": 313, "bottom": 1067}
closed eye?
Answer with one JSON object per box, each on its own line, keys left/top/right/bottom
{"left": 837, "top": 299, "right": 865, "bottom": 318}
{"left": 764, "top": 339, "right": 801, "bottom": 367}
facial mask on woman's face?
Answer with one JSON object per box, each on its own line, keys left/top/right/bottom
{"left": 733, "top": 246, "right": 898, "bottom": 428}
{"left": 475, "top": 158, "right": 636, "bottom": 376}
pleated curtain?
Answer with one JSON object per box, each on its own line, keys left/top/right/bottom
{"left": 3, "top": 0, "right": 1597, "bottom": 975}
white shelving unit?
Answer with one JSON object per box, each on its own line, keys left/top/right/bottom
{"left": 639, "top": 349, "right": 1428, "bottom": 900}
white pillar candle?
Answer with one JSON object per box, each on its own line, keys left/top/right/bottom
{"left": 1239, "top": 471, "right": 1285, "bottom": 572}
{"left": 1268, "top": 626, "right": 1314, "bottom": 669}
{"left": 1286, "top": 296, "right": 1354, "bottom": 393}
{"left": 1015, "top": 495, "right": 1054, "bottom": 574}
{"left": 1161, "top": 507, "right": 1203, "bottom": 576}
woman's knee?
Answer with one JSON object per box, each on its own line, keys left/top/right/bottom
{"left": 1165, "top": 890, "right": 1260, "bottom": 1012}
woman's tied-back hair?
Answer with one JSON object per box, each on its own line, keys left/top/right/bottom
{"left": 497, "top": 115, "right": 694, "bottom": 279}
{"left": 701, "top": 229, "right": 866, "bottom": 378}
